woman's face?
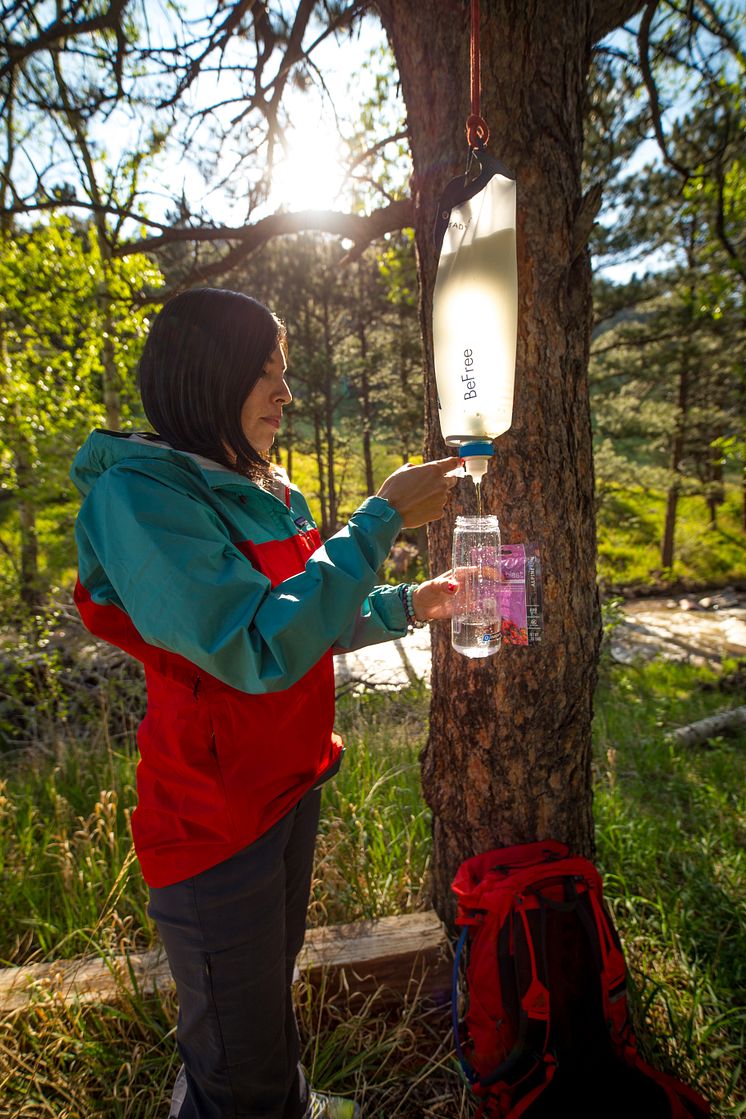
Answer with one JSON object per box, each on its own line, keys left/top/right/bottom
{"left": 240, "top": 344, "right": 292, "bottom": 454}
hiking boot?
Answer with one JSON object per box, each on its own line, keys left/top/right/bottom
{"left": 305, "top": 1091, "right": 361, "bottom": 1119}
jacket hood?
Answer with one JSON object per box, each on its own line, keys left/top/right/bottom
{"left": 71, "top": 429, "right": 272, "bottom": 498}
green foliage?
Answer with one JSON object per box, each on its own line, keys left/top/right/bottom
{"left": 0, "top": 989, "right": 180, "bottom": 1118}
{"left": 591, "top": 236, "right": 744, "bottom": 570}
{"left": 588, "top": 5, "right": 745, "bottom": 569}
{"left": 597, "top": 483, "right": 746, "bottom": 590}
{"left": 342, "top": 40, "right": 409, "bottom": 211}
{"left": 0, "top": 652, "right": 149, "bottom": 960}
{"left": 0, "top": 676, "right": 431, "bottom": 965}
{"left": 0, "top": 217, "right": 161, "bottom": 609}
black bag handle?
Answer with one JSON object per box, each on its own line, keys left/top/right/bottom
{"left": 433, "top": 150, "right": 515, "bottom": 254}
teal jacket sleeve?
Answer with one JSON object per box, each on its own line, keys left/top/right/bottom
{"left": 75, "top": 464, "right": 402, "bottom": 694}
{"left": 332, "top": 584, "right": 409, "bottom": 652}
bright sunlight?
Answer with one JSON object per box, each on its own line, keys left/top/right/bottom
{"left": 268, "top": 112, "right": 348, "bottom": 212}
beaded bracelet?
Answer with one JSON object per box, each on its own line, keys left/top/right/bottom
{"left": 400, "top": 583, "right": 427, "bottom": 629}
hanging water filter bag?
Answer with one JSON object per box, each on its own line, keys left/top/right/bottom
{"left": 432, "top": 152, "right": 517, "bottom": 474}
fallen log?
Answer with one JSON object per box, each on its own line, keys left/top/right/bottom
{"left": 671, "top": 704, "right": 746, "bottom": 748}
{"left": 0, "top": 911, "right": 451, "bottom": 1016}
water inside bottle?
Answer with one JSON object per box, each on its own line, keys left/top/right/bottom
{"left": 451, "top": 530, "right": 502, "bottom": 659}
{"left": 452, "top": 618, "right": 502, "bottom": 658}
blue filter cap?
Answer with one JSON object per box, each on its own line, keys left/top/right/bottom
{"left": 458, "top": 440, "right": 494, "bottom": 459}
{"left": 458, "top": 441, "right": 494, "bottom": 485}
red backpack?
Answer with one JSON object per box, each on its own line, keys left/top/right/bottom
{"left": 451, "top": 841, "right": 711, "bottom": 1119}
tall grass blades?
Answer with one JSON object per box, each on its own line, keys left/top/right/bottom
{"left": 594, "top": 658, "right": 746, "bottom": 1114}
{"left": 313, "top": 684, "right": 432, "bottom": 926}
{"left": 0, "top": 725, "right": 151, "bottom": 965}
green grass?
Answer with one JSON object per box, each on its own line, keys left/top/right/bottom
{"left": 1, "top": 655, "right": 744, "bottom": 1115}
{"left": 593, "top": 656, "right": 746, "bottom": 1113}
{"left": 312, "top": 683, "right": 432, "bottom": 926}
{"left": 596, "top": 484, "right": 746, "bottom": 591}
{"left": 0, "top": 657, "right": 150, "bottom": 963}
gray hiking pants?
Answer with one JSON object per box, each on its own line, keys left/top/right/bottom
{"left": 148, "top": 788, "right": 321, "bottom": 1119}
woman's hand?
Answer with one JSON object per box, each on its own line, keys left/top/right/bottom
{"left": 376, "top": 457, "right": 461, "bottom": 528}
{"left": 410, "top": 572, "right": 460, "bottom": 622}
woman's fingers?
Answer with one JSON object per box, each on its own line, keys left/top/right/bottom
{"left": 377, "top": 456, "right": 461, "bottom": 527}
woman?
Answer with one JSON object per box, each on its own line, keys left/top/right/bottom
{"left": 71, "top": 288, "right": 460, "bottom": 1119}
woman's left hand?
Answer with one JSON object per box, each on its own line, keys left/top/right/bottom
{"left": 410, "top": 572, "right": 460, "bottom": 622}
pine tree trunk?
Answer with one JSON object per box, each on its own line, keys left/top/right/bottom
{"left": 398, "top": 305, "right": 415, "bottom": 462}
{"left": 661, "top": 365, "right": 690, "bottom": 569}
{"left": 102, "top": 300, "right": 120, "bottom": 431}
{"left": 358, "top": 324, "right": 376, "bottom": 495}
{"left": 322, "top": 300, "right": 338, "bottom": 533}
{"left": 0, "top": 316, "right": 41, "bottom": 609}
{"left": 379, "top": 0, "right": 601, "bottom": 924}
{"left": 705, "top": 459, "right": 723, "bottom": 529}
{"left": 15, "top": 438, "right": 40, "bottom": 610}
{"left": 285, "top": 409, "right": 294, "bottom": 481}
{"left": 325, "top": 393, "right": 337, "bottom": 532}
{"left": 314, "top": 413, "right": 329, "bottom": 537}
{"left": 661, "top": 483, "right": 679, "bottom": 569}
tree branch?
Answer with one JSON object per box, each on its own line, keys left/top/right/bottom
{"left": 677, "top": 0, "right": 746, "bottom": 71}
{"left": 116, "top": 198, "right": 414, "bottom": 260}
{"left": 263, "top": 0, "right": 316, "bottom": 112}
{"left": 0, "top": 0, "right": 128, "bottom": 82}
{"left": 591, "top": 0, "right": 647, "bottom": 44}
{"left": 346, "top": 129, "right": 409, "bottom": 176}
{"left": 591, "top": 328, "right": 688, "bottom": 357}
{"left": 50, "top": 49, "right": 110, "bottom": 253}
{"left": 0, "top": 197, "right": 169, "bottom": 232}
{"left": 638, "top": 1, "right": 691, "bottom": 180}
{"left": 155, "top": 0, "right": 257, "bottom": 111}
{"left": 672, "top": 705, "right": 746, "bottom": 747}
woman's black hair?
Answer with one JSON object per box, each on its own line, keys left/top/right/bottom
{"left": 138, "top": 288, "right": 286, "bottom": 479}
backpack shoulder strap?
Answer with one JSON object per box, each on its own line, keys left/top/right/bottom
{"left": 453, "top": 897, "right": 554, "bottom": 1091}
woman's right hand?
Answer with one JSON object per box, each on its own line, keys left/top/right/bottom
{"left": 376, "top": 457, "right": 461, "bottom": 528}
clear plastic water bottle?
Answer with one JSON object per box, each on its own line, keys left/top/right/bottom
{"left": 451, "top": 515, "right": 502, "bottom": 659}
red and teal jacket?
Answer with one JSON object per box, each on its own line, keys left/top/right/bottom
{"left": 71, "top": 430, "right": 409, "bottom": 887}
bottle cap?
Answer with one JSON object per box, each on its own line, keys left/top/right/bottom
{"left": 459, "top": 441, "right": 493, "bottom": 484}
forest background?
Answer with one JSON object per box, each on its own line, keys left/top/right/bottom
{"left": 0, "top": 1, "right": 744, "bottom": 1117}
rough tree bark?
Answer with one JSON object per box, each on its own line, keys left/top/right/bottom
{"left": 377, "top": 0, "right": 642, "bottom": 923}
{"left": 0, "top": 317, "right": 40, "bottom": 609}
{"left": 661, "top": 363, "right": 689, "bottom": 569}
{"left": 321, "top": 295, "right": 339, "bottom": 533}
{"left": 358, "top": 322, "right": 376, "bottom": 498}
{"left": 662, "top": 233, "right": 697, "bottom": 569}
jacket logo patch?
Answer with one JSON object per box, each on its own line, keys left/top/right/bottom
{"left": 294, "top": 515, "right": 314, "bottom": 532}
